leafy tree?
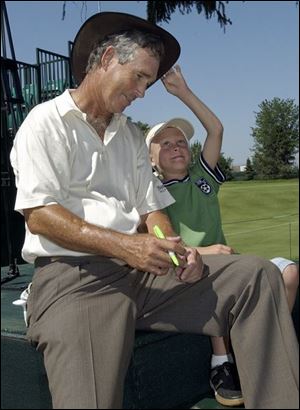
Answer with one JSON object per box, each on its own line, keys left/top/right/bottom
{"left": 190, "top": 141, "right": 233, "bottom": 180}
{"left": 190, "top": 141, "right": 202, "bottom": 165}
{"left": 135, "top": 120, "right": 150, "bottom": 136}
{"left": 147, "top": 1, "right": 232, "bottom": 30}
{"left": 62, "top": 1, "right": 232, "bottom": 30}
{"left": 245, "top": 157, "right": 255, "bottom": 180}
{"left": 62, "top": 1, "right": 299, "bottom": 29}
{"left": 251, "top": 98, "right": 299, "bottom": 179}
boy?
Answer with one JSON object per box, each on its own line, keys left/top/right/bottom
{"left": 146, "top": 65, "right": 299, "bottom": 406}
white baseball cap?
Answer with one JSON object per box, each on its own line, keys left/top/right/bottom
{"left": 145, "top": 117, "right": 194, "bottom": 149}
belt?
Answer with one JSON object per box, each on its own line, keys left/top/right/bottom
{"left": 34, "top": 255, "right": 128, "bottom": 268}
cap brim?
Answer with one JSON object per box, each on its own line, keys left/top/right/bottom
{"left": 146, "top": 117, "right": 194, "bottom": 148}
{"left": 71, "top": 12, "right": 180, "bottom": 86}
{"left": 162, "top": 118, "right": 194, "bottom": 140}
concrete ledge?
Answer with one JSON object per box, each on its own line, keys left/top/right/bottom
{"left": 1, "top": 332, "right": 212, "bottom": 409}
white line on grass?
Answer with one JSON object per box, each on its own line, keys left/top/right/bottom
{"left": 225, "top": 221, "right": 299, "bottom": 236}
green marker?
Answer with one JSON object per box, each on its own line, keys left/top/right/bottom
{"left": 153, "top": 225, "right": 180, "bottom": 267}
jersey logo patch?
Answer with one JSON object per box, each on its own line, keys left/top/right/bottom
{"left": 195, "top": 177, "right": 211, "bottom": 194}
{"left": 156, "top": 184, "right": 167, "bottom": 193}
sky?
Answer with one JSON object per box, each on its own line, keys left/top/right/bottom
{"left": 3, "top": 1, "right": 299, "bottom": 165}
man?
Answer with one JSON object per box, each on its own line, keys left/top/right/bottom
{"left": 10, "top": 12, "right": 299, "bottom": 409}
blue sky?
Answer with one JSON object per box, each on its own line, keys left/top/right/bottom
{"left": 4, "top": 1, "right": 299, "bottom": 165}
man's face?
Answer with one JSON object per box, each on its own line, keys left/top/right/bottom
{"left": 100, "top": 47, "right": 160, "bottom": 114}
{"left": 150, "top": 127, "right": 191, "bottom": 179}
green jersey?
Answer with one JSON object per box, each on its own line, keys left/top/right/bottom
{"left": 163, "top": 154, "right": 226, "bottom": 247}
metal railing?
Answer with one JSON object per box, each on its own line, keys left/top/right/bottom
{"left": 1, "top": 48, "right": 74, "bottom": 267}
{"left": 37, "top": 48, "right": 73, "bottom": 102}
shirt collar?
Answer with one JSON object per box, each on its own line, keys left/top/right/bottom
{"left": 55, "top": 89, "right": 83, "bottom": 117}
{"left": 55, "top": 89, "right": 128, "bottom": 139}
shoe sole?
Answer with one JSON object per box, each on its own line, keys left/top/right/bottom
{"left": 215, "top": 392, "right": 244, "bottom": 407}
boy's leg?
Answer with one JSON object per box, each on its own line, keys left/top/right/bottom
{"left": 210, "top": 336, "right": 243, "bottom": 407}
{"left": 271, "top": 257, "right": 299, "bottom": 312}
{"left": 136, "top": 254, "right": 299, "bottom": 409}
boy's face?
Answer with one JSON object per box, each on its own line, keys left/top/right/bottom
{"left": 150, "top": 127, "right": 191, "bottom": 180}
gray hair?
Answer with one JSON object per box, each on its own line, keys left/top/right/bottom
{"left": 86, "top": 30, "right": 165, "bottom": 74}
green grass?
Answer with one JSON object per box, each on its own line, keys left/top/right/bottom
{"left": 219, "top": 179, "right": 299, "bottom": 261}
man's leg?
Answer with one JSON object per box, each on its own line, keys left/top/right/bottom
{"left": 136, "top": 254, "right": 299, "bottom": 409}
{"left": 27, "top": 257, "right": 139, "bottom": 409}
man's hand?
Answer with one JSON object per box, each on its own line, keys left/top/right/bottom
{"left": 175, "top": 247, "right": 204, "bottom": 284}
{"left": 122, "top": 233, "right": 187, "bottom": 276}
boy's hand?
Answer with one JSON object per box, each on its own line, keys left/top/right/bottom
{"left": 197, "top": 244, "right": 235, "bottom": 255}
{"left": 161, "top": 65, "right": 189, "bottom": 97}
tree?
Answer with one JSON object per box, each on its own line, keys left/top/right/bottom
{"left": 147, "top": 1, "right": 231, "bottom": 30}
{"left": 135, "top": 120, "right": 150, "bottom": 136}
{"left": 251, "top": 98, "right": 299, "bottom": 179}
{"left": 190, "top": 141, "right": 233, "bottom": 180}
{"left": 62, "top": 1, "right": 232, "bottom": 30}
{"left": 245, "top": 157, "right": 255, "bottom": 180}
{"left": 190, "top": 141, "right": 202, "bottom": 165}
{"left": 218, "top": 152, "right": 233, "bottom": 180}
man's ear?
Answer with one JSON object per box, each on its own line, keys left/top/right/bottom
{"left": 101, "top": 46, "right": 116, "bottom": 70}
{"left": 149, "top": 153, "right": 154, "bottom": 166}
{"left": 150, "top": 157, "right": 157, "bottom": 168}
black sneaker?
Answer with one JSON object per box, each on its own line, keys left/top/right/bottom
{"left": 210, "top": 362, "right": 244, "bottom": 407}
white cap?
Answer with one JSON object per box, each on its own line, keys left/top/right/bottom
{"left": 145, "top": 117, "right": 194, "bottom": 149}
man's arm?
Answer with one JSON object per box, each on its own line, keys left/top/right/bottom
{"left": 24, "top": 204, "right": 187, "bottom": 275}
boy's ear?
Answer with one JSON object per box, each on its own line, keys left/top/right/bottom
{"left": 101, "top": 46, "right": 116, "bottom": 70}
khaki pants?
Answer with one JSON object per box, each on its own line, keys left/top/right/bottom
{"left": 27, "top": 254, "right": 299, "bottom": 409}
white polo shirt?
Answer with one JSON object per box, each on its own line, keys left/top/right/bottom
{"left": 10, "top": 90, "right": 175, "bottom": 263}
